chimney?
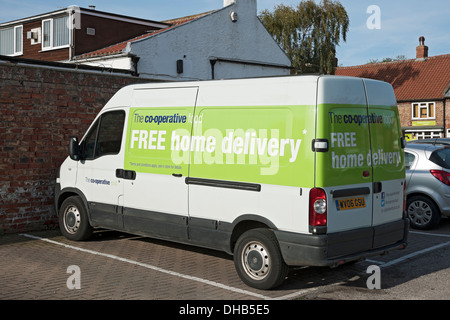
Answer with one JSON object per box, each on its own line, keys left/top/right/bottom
{"left": 416, "top": 36, "right": 428, "bottom": 59}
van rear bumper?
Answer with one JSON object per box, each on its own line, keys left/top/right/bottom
{"left": 275, "top": 218, "right": 409, "bottom": 267}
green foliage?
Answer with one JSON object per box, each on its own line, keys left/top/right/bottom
{"left": 259, "top": 0, "right": 349, "bottom": 74}
{"left": 366, "top": 55, "right": 408, "bottom": 64}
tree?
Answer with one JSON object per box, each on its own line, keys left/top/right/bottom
{"left": 259, "top": 0, "right": 349, "bottom": 75}
{"left": 367, "top": 55, "right": 408, "bottom": 64}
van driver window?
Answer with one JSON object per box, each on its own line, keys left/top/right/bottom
{"left": 83, "top": 110, "right": 125, "bottom": 160}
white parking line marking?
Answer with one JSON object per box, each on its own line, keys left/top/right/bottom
{"left": 409, "top": 230, "right": 450, "bottom": 238}
{"left": 379, "top": 241, "right": 450, "bottom": 268}
{"left": 21, "top": 233, "right": 273, "bottom": 300}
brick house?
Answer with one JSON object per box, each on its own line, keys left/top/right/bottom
{"left": 0, "top": 0, "right": 292, "bottom": 81}
{"left": 336, "top": 37, "right": 450, "bottom": 141}
{"left": 0, "top": 5, "right": 169, "bottom": 63}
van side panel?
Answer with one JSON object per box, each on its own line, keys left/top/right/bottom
{"left": 187, "top": 105, "right": 315, "bottom": 234}
{"left": 188, "top": 78, "right": 318, "bottom": 236}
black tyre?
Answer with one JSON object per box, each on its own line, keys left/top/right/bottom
{"left": 234, "top": 228, "right": 289, "bottom": 290}
{"left": 59, "top": 196, "right": 93, "bottom": 241}
{"left": 407, "top": 195, "right": 441, "bottom": 230}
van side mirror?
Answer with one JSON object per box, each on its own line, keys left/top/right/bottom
{"left": 69, "top": 136, "right": 80, "bottom": 161}
{"left": 401, "top": 137, "right": 406, "bottom": 149}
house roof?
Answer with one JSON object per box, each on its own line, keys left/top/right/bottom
{"left": 75, "top": 12, "right": 212, "bottom": 60}
{"left": 335, "top": 54, "right": 450, "bottom": 101}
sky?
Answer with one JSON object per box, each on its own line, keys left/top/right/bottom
{"left": 1, "top": 0, "right": 449, "bottom": 67}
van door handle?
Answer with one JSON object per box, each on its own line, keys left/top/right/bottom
{"left": 172, "top": 173, "right": 182, "bottom": 177}
{"left": 116, "top": 169, "right": 136, "bottom": 180}
{"left": 373, "top": 182, "right": 382, "bottom": 193}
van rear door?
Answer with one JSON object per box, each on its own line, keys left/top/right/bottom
{"left": 316, "top": 76, "right": 374, "bottom": 234}
{"left": 315, "top": 77, "right": 405, "bottom": 236}
{"left": 364, "top": 79, "right": 405, "bottom": 226}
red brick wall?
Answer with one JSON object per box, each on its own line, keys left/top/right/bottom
{"left": 398, "top": 100, "right": 448, "bottom": 134}
{"left": 0, "top": 63, "right": 149, "bottom": 234}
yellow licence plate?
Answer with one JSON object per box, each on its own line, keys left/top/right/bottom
{"left": 336, "top": 197, "right": 366, "bottom": 211}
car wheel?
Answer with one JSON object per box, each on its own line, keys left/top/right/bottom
{"left": 234, "top": 228, "right": 288, "bottom": 290}
{"left": 59, "top": 196, "right": 93, "bottom": 241}
{"left": 407, "top": 195, "right": 441, "bottom": 230}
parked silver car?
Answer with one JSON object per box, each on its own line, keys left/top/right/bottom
{"left": 405, "top": 143, "right": 450, "bottom": 229}
{"left": 408, "top": 138, "right": 450, "bottom": 146}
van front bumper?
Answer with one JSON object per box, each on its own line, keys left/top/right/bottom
{"left": 275, "top": 218, "right": 409, "bottom": 267}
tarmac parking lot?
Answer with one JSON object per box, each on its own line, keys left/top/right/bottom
{"left": 1, "top": 218, "right": 449, "bottom": 304}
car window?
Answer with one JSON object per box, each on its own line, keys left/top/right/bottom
{"left": 429, "top": 148, "right": 450, "bottom": 169}
{"left": 405, "top": 152, "right": 416, "bottom": 170}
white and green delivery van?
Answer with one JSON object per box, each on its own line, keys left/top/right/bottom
{"left": 55, "top": 75, "right": 408, "bottom": 289}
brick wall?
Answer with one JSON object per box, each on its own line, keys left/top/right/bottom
{"left": 0, "top": 63, "right": 149, "bottom": 234}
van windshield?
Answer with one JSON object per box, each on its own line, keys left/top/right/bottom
{"left": 429, "top": 148, "right": 450, "bottom": 169}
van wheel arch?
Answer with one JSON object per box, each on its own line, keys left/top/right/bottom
{"left": 57, "top": 188, "right": 89, "bottom": 216}
{"left": 230, "top": 215, "right": 278, "bottom": 253}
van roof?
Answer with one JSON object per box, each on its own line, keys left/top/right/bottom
{"left": 102, "top": 75, "right": 392, "bottom": 111}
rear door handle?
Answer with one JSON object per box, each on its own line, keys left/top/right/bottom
{"left": 373, "top": 182, "right": 382, "bottom": 193}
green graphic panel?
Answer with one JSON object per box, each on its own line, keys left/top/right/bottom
{"left": 124, "top": 107, "right": 194, "bottom": 176}
{"left": 124, "top": 105, "right": 316, "bottom": 188}
{"left": 316, "top": 103, "right": 404, "bottom": 187}
{"left": 188, "top": 105, "right": 316, "bottom": 187}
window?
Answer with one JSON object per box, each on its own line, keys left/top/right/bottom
{"left": 82, "top": 111, "right": 126, "bottom": 160}
{"left": 404, "top": 152, "right": 416, "bottom": 170}
{"left": 42, "top": 16, "right": 70, "bottom": 50}
{"left": 412, "top": 102, "right": 435, "bottom": 120}
{"left": 0, "top": 25, "right": 23, "bottom": 56}
{"left": 430, "top": 149, "right": 450, "bottom": 169}
{"left": 415, "top": 130, "right": 442, "bottom": 140}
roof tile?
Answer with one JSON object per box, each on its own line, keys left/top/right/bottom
{"left": 335, "top": 54, "right": 450, "bottom": 101}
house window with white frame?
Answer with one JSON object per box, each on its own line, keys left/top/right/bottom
{"left": 412, "top": 102, "right": 435, "bottom": 120}
{"left": 42, "top": 15, "right": 70, "bottom": 50}
{"left": 0, "top": 25, "right": 23, "bottom": 56}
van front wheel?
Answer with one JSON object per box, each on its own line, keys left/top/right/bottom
{"left": 234, "top": 228, "right": 288, "bottom": 290}
{"left": 59, "top": 196, "right": 93, "bottom": 241}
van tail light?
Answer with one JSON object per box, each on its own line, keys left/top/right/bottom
{"left": 430, "top": 170, "right": 450, "bottom": 186}
{"left": 309, "top": 188, "right": 327, "bottom": 227}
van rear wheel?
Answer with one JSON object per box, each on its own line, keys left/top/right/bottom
{"left": 59, "top": 196, "right": 93, "bottom": 241}
{"left": 234, "top": 228, "right": 288, "bottom": 290}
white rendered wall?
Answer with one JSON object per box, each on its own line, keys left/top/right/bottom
{"left": 130, "top": 0, "right": 291, "bottom": 80}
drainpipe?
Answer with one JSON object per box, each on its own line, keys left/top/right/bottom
{"left": 69, "top": 9, "right": 73, "bottom": 60}
{"left": 444, "top": 99, "right": 447, "bottom": 137}
{"left": 131, "top": 55, "right": 140, "bottom": 77}
{"left": 210, "top": 59, "right": 217, "bottom": 80}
